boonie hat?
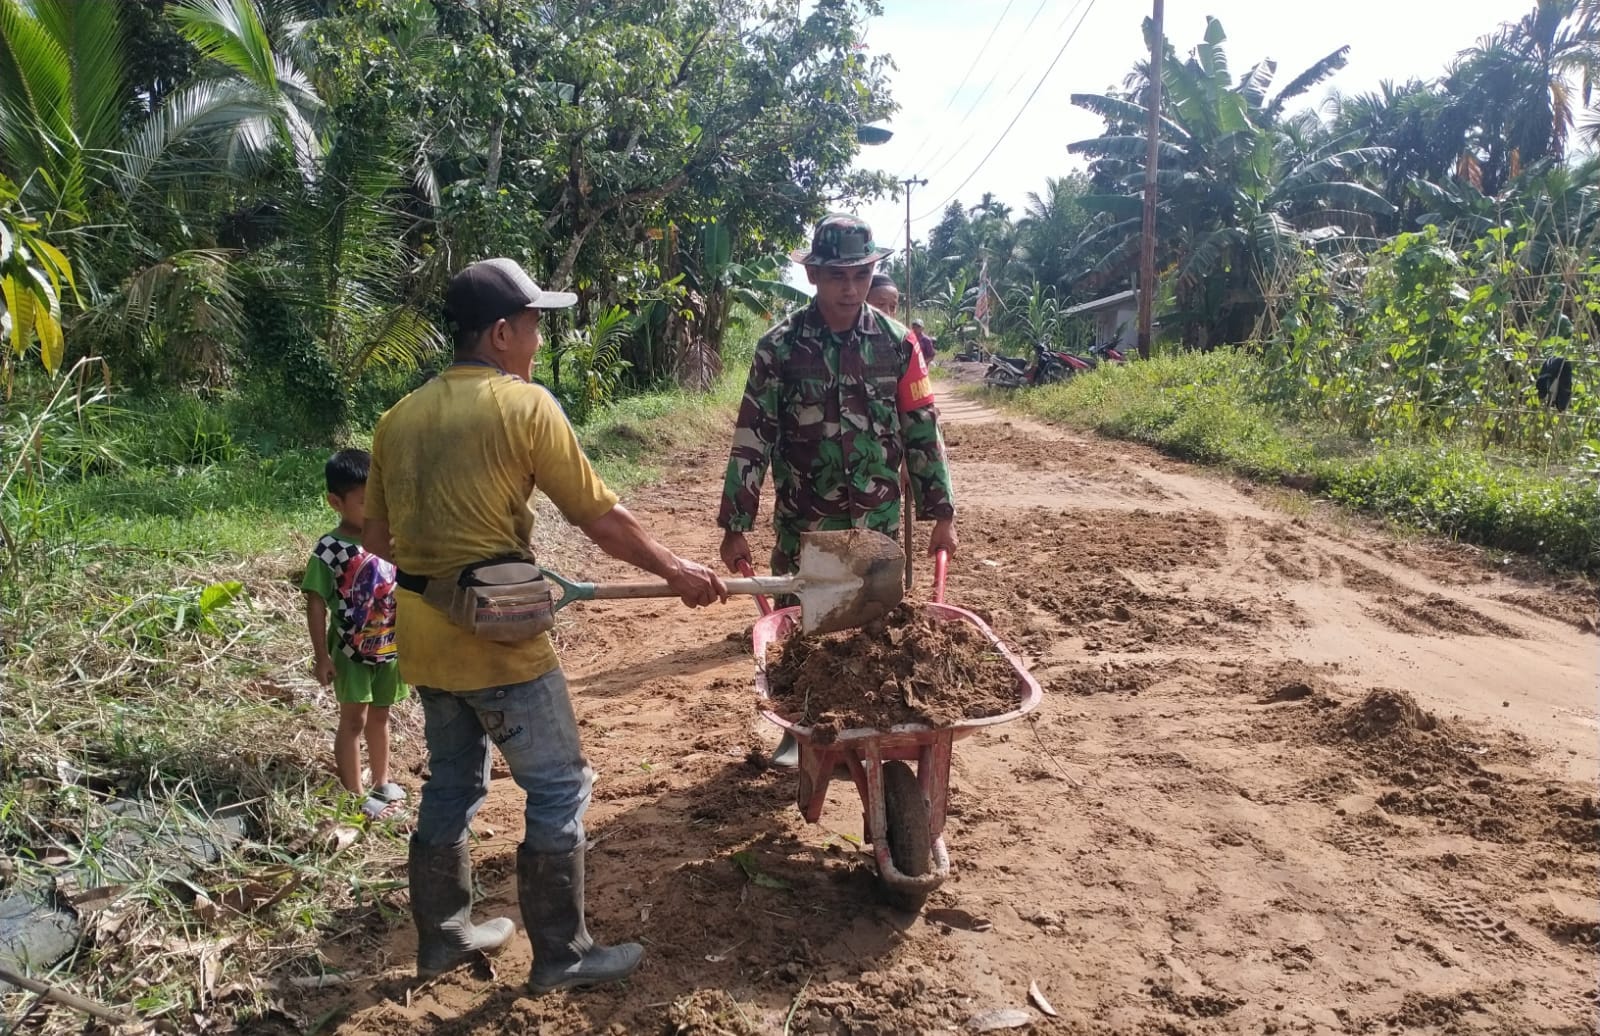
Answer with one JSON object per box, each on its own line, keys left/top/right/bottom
{"left": 789, "top": 213, "right": 895, "bottom": 268}
{"left": 445, "top": 258, "right": 577, "bottom": 333}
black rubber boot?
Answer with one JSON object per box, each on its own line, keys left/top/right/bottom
{"left": 409, "top": 836, "right": 515, "bottom": 979}
{"left": 518, "top": 843, "right": 642, "bottom": 993}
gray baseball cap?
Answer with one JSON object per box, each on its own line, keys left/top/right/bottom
{"left": 445, "top": 258, "right": 577, "bottom": 333}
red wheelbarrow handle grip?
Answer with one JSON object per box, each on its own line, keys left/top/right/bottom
{"left": 737, "top": 560, "right": 773, "bottom": 616}
{"left": 933, "top": 549, "right": 949, "bottom": 605}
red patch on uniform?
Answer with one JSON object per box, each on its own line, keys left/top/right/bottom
{"left": 897, "top": 339, "right": 935, "bottom": 412}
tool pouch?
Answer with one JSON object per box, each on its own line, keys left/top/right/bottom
{"left": 406, "top": 558, "right": 556, "bottom": 643}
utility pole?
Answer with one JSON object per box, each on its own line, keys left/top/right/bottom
{"left": 900, "top": 176, "right": 927, "bottom": 317}
{"left": 1136, "top": 0, "right": 1164, "bottom": 361}
{"left": 898, "top": 175, "right": 926, "bottom": 592}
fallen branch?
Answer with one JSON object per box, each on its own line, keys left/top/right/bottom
{"left": 0, "top": 966, "right": 136, "bottom": 1026}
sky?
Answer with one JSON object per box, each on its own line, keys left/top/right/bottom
{"left": 827, "top": 0, "right": 1532, "bottom": 287}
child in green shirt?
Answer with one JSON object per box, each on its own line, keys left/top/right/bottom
{"left": 301, "top": 448, "right": 410, "bottom": 820}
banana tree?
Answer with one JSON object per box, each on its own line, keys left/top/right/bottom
{"left": 675, "top": 221, "right": 808, "bottom": 389}
{"left": 929, "top": 273, "right": 977, "bottom": 336}
{"left": 0, "top": 175, "right": 75, "bottom": 377}
{"left": 1068, "top": 17, "right": 1393, "bottom": 346}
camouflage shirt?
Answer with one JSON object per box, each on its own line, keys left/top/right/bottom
{"left": 717, "top": 303, "right": 955, "bottom": 544}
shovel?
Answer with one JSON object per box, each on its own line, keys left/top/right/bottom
{"left": 541, "top": 529, "right": 904, "bottom": 634}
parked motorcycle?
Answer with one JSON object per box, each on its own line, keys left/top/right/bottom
{"left": 982, "top": 341, "right": 1093, "bottom": 388}
{"left": 1085, "top": 341, "right": 1129, "bottom": 366}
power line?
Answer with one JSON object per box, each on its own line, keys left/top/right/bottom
{"left": 895, "top": 0, "right": 1021, "bottom": 174}
{"left": 910, "top": 0, "right": 1054, "bottom": 178}
{"left": 913, "top": 0, "right": 1102, "bottom": 224}
{"left": 916, "top": 0, "right": 1090, "bottom": 188}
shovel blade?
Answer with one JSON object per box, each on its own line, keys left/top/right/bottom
{"left": 794, "top": 529, "right": 905, "bottom": 634}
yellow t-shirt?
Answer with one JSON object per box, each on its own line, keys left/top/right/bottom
{"left": 366, "top": 366, "right": 618, "bottom": 691}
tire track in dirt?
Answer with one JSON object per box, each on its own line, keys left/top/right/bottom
{"left": 308, "top": 400, "right": 1597, "bottom": 1036}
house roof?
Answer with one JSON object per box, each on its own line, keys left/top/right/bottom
{"left": 1064, "top": 289, "right": 1137, "bottom": 316}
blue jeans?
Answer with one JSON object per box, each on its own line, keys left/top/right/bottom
{"left": 413, "top": 669, "right": 593, "bottom": 853}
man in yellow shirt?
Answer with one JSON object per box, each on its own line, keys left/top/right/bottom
{"left": 365, "top": 258, "right": 726, "bottom": 992}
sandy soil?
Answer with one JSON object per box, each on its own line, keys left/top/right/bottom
{"left": 305, "top": 390, "right": 1598, "bottom": 1036}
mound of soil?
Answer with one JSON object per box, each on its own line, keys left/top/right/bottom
{"left": 1331, "top": 688, "right": 1449, "bottom": 741}
{"left": 1311, "top": 689, "right": 1598, "bottom": 848}
{"left": 764, "top": 602, "right": 1018, "bottom": 737}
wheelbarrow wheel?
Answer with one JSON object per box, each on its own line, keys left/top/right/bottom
{"left": 881, "top": 761, "right": 932, "bottom": 912}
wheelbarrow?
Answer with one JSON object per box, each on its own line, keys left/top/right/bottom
{"left": 745, "top": 551, "right": 1043, "bottom": 911}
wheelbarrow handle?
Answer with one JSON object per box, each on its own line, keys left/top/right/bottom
{"left": 737, "top": 560, "right": 774, "bottom": 616}
{"left": 933, "top": 549, "right": 949, "bottom": 605}
{"left": 542, "top": 568, "right": 795, "bottom": 609}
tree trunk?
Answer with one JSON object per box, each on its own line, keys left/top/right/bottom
{"left": 550, "top": 172, "right": 695, "bottom": 288}
{"left": 485, "top": 115, "right": 505, "bottom": 192}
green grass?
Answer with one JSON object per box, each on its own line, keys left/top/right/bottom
{"left": 979, "top": 351, "right": 1600, "bottom": 573}
{"left": 581, "top": 364, "right": 745, "bottom": 487}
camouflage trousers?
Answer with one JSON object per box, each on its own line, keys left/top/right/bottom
{"left": 770, "top": 510, "right": 901, "bottom": 576}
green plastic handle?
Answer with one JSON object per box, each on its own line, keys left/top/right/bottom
{"left": 539, "top": 568, "right": 596, "bottom": 612}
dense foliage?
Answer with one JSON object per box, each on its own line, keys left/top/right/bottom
{"left": 0, "top": 0, "right": 891, "bottom": 425}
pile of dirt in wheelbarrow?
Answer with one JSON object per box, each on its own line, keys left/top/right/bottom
{"left": 764, "top": 602, "right": 1018, "bottom": 737}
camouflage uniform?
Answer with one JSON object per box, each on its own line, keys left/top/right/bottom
{"left": 717, "top": 302, "right": 956, "bottom": 574}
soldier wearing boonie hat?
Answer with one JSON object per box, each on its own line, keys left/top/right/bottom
{"left": 716, "top": 215, "right": 959, "bottom": 765}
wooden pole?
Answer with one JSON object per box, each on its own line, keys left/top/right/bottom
{"left": 0, "top": 966, "right": 135, "bottom": 1026}
{"left": 899, "top": 176, "right": 927, "bottom": 317}
{"left": 898, "top": 175, "right": 925, "bottom": 592}
{"left": 1136, "top": 0, "right": 1164, "bottom": 361}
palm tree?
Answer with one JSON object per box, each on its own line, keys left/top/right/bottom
{"left": 1329, "top": 79, "right": 1469, "bottom": 230}
{"left": 0, "top": 0, "right": 314, "bottom": 220}
{"left": 0, "top": 0, "right": 317, "bottom": 370}
{"left": 1448, "top": 0, "right": 1600, "bottom": 192}
{"left": 1413, "top": 156, "right": 1600, "bottom": 271}
{"left": 968, "top": 192, "right": 1012, "bottom": 223}
{"left": 1068, "top": 17, "right": 1393, "bottom": 347}
{"left": 1015, "top": 174, "right": 1090, "bottom": 293}
{"left": 0, "top": 0, "right": 440, "bottom": 388}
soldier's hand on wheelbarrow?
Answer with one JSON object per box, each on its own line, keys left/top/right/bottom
{"left": 719, "top": 530, "right": 753, "bottom": 573}
{"left": 929, "top": 518, "right": 958, "bottom": 559}
{"left": 666, "top": 558, "right": 728, "bottom": 607}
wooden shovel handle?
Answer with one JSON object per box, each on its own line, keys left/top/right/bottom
{"left": 933, "top": 549, "right": 949, "bottom": 604}
{"left": 586, "top": 575, "right": 796, "bottom": 601}
{"left": 738, "top": 560, "right": 774, "bottom": 616}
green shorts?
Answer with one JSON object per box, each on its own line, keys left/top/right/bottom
{"left": 332, "top": 654, "right": 408, "bottom": 707}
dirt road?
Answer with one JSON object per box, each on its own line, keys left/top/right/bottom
{"left": 323, "top": 393, "right": 1598, "bottom": 1036}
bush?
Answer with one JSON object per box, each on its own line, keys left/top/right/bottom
{"left": 1324, "top": 450, "right": 1599, "bottom": 570}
